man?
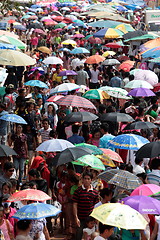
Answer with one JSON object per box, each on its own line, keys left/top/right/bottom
{"left": 99, "top": 124, "right": 115, "bottom": 150}
{"left": 89, "top": 64, "right": 101, "bottom": 89}
{"left": 15, "top": 88, "right": 26, "bottom": 108}
{"left": 94, "top": 188, "right": 113, "bottom": 208}
{"left": 133, "top": 158, "right": 145, "bottom": 175}
{"left": 147, "top": 158, "right": 160, "bottom": 185}
{"left": 67, "top": 125, "right": 85, "bottom": 144}
{"left": 39, "top": 118, "right": 52, "bottom": 143}
{"left": 94, "top": 223, "right": 114, "bottom": 240}
{"left": 0, "top": 103, "right": 8, "bottom": 145}
{"left": 73, "top": 171, "right": 99, "bottom": 240}
{"left": 3, "top": 84, "right": 16, "bottom": 113}
{"left": 76, "top": 65, "right": 89, "bottom": 86}
{"left": 110, "top": 71, "right": 122, "bottom": 88}
{"left": 52, "top": 67, "right": 62, "bottom": 84}
{"left": 0, "top": 162, "right": 15, "bottom": 196}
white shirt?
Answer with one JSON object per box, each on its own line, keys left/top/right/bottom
{"left": 133, "top": 164, "right": 145, "bottom": 175}
{"left": 94, "top": 236, "right": 107, "bottom": 240}
{"left": 90, "top": 69, "right": 99, "bottom": 83}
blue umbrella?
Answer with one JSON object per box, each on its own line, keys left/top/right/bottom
{"left": 27, "top": 12, "right": 36, "bottom": 15}
{"left": 73, "top": 20, "right": 87, "bottom": 28}
{"left": 0, "top": 43, "right": 16, "bottom": 50}
{"left": 142, "top": 46, "right": 160, "bottom": 58}
{"left": 93, "top": 28, "right": 108, "bottom": 38}
{"left": 88, "top": 20, "right": 121, "bottom": 28}
{"left": 0, "top": 114, "right": 27, "bottom": 124}
{"left": 24, "top": 80, "right": 48, "bottom": 89}
{"left": 108, "top": 134, "right": 149, "bottom": 150}
{"left": 31, "top": 4, "right": 41, "bottom": 8}
{"left": 12, "top": 203, "right": 61, "bottom": 220}
{"left": 13, "top": 25, "right": 26, "bottom": 31}
{"left": 21, "top": 15, "right": 31, "bottom": 19}
{"left": 71, "top": 47, "right": 90, "bottom": 54}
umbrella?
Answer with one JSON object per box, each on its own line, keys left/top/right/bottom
{"left": 0, "top": 50, "right": 36, "bottom": 66}
{"left": 118, "top": 55, "right": 130, "bottom": 62}
{"left": 54, "top": 23, "right": 67, "bottom": 29}
{"left": 153, "top": 83, "right": 160, "bottom": 92}
{"left": 75, "top": 143, "right": 103, "bottom": 155}
{"left": 51, "top": 16, "right": 64, "bottom": 21}
{"left": 24, "top": 80, "right": 48, "bottom": 89}
{"left": 72, "top": 34, "right": 85, "bottom": 38}
{"left": 88, "top": 20, "right": 120, "bottom": 28}
{"left": 102, "top": 59, "right": 120, "bottom": 65}
{"left": 131, "top": 69, "right": 158, "bottom": 86}
{"left": 13, "top": 203, "right": 61, "bottom": 220}
{"left": 55, "top": 95, "right": 96, "bottom": 110}
{"left": 83, "top": 89, "right": 110, "bottom": 100}
{"left": 100, "top": 112, "right": 134, "bottom": 122}
{"left": 7, "top": 189, "right": 51, "bottom": 202}
{"left": 50, "top": 83, "right": 80, "bottom": 94}
{"left": 148, "top": 57, "right": 160, "bottom": 63}
{"left": 121, "top": 195, "right": 160, "bottom": 215}
{"left": 70, "top": 47, "right": 90, "bottom": 54}
{"left": 88, "top": 37, "right": 102, "bottom": 44}
{"left": 123, "top": 121, "right": 157, "bottom": 131}
{"left": 34, "top": 29, "right": 46, "bottom": 35}
{"left": 0, "top": 145, "right": 17, "bottom": 157}
{"left": 127, "top": 88, "right": 155, "bottom": 97}
{"left": 93, "top": 28, "right": 123, "bottom": 38}
{"left": 90, "top": 203, "right": 147, "bottom": 230}
{"left": 115, "top": 24, "right": 135, "bottom": 33}
{"left": 36, "top": 139, "right": 74, "bottom": 152}
{"left": 0, "top": 114, "right": 27, "bottom": 124}
{"left": 28, "top": 23, "right": 43, "bottom": 29}
{"left": 130, "top": 184, "right": 160, "bottom": 196}
{"left": 64, "top": 111, "right": 98, "bottom": 122}
{"left": 100, "top": 148, "right": 123, "bottom": 163}
{"left": 105, "top": 42, "right": 122, "bottom": 48}
{"left": 136, "top": 141, "right": 160, "bottom": 159}
{"left": 13, "top": 25, "right": 26, "bottom": 31}
{"left": 38, "top": 46, "right": 51, "bottom": 54}
{"left": 99, "top": 169, "right": 141, "bottom": 189}
{"left": 50, "top": 147, "right": 93, "bottom": 166}
{"left": 102, "top": 51, "right": 116, "bottom": 57}
{"left": 141, "top": 46, "right": 160, "bottom": 58}
{"left": 47, "top": 95, "right": 64, "bottom": 102}
{"left": 58, "top": 70, "right": 77, "bottom": 76}
{"left": 0, "top": 43, "right": 16, "bottom": 50}
{"left": 43, "top": 56, "right": 63, "bottom": 65}
{"left": 123, "top": 30, "right": 147, "bottom": 40}
{"left": 108, "top": 134, "right": 149, "bottom": 150}
{"left": 0, "top": 36, "right": 26, "bottom": 50}
{"left": 125, "top": 80, "right": 153, "bottom": 89}
{"left": 99, "top": 86, "right": 131, "bottom": 99}
{"left": 85, "top": 55, "right": 105, "bottom": 64}
{"left": 62, "top": 40, "right": 77, "bottom": 46}
{"left": 96, "top": 154, "right": 116, "bottom": 167}
{"left": 73, "top": 155, "right": 105, "bottom": 170}
{"left": 118, "top": 62, "right": 134, "bottom": 72}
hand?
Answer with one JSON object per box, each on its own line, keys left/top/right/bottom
{"left": 75, "top": 217, "right": 80, "bottom": 227}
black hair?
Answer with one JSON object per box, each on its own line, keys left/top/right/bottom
{"left": 0, "top": 103, "right": 5, "bottom": 109}
{"left": 9, "top": 178, "right": 17, "bottom": 187}
{"left": 82, "top": 171, "right": 93, "bottom": 180}
{"left": 72, "top": 125, "right": 79, "bottom": 134}
{"left": 69, "top": 175, "right": 79, "bottom": 185}
{"left": 137, "top": 172, "right": 147, "bottom": 181}
{"left": 100, "top": 124, "right": 109, "bottom": 133}
{"left": 20, "top": 182, "right": 30, "bottom": 190}
{"left": 3, "top": 162, "right": 14, "bottom": 171}
{"left": 99, "top": 222, "right": 114, "bottom": 234}
{"left": 125, "top": 163, "right": 133, "bottom": 173}
{"left": 28, "top": 169, "right": 40, "bottom": 178}
{"left": 99, "top": 104, "right": 107, "bottom": 114}
{"left": 18, "top": 88, "right": 25, "bottom": 94}
{"left": 85, "top": 216, "right": 95, "bottom": 224}
{"left": 2, "top": 181, "right": 12, "bottom": 190}
{"left": 135, "top": 158, "right": 143, "bottom": 165}
{"left": 28, "top": 181, "right": 38, "bottom": 189}
{"left": 151, "top": 158, "right": 160, "bottom": 170}
{"left": 17, "top": 220, "right": 31, "bottom": 231}
{"left": 42, "top": 118, "right": 50, "bottom": 124}
{"left": 100, "top": 188, "right": 113, "bottom": 199}
{"left": 49, "top": 129, "right": 57, "bottom": 138}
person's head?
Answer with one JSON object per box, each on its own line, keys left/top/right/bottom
{"left": 16, "top": 219, "right": 32, "bottom": 233}
{"left": 98, "top": 222, "right": 114, "bottom": 238}
{"left": 16, "top": 124, "right": 23, "bottom": 134}
{"left": 18, "top": 88, "right": 26, "bottom": 97}
{"left": 9, "top": 178, "right": 18, "bottom": 194}
{"left": 42, "top": 118, "right": 50, "bottom": 130}
{"left": 152, "top": 127, "right": 159, "bottom": 137}
{"left": 99, "top": 104, "right": 107, "bottom": 114}
{"left": 0, "top": 207, "right": 4, "bottom": 223}
{"left": 137, "top": 172, "right": 147, "bottom": 184}
{"left": 82, "top": 171, "right": 93, "bottom": 188}
{"left": 27, "top": 102, "right": 35, "bottom": 112}
{"left": 2, "top": 181, "right": 12, "bottom": 195}
{"left": 69, "top": 174, "right": 79, "bottom": 186}
{"left": 28, "top": 169, "right": 41, "bottom": 180}
{"left": 72, "top": 107, "right": 79, "bottom": 112}
{"left": 151, "top": 158, "right": 160, "bottom": 170}
{"left": 49, "top": 129, "right": 57, "bottom": 139}
{"left": 92, "top": 129, "right": 101, "bottom": 140}
{"left": 28, "top": 181, "right": 38, "bottom": 190}
{"left": 85, "top": 216, "right": 95, "bottom": 229}
{"left": 20, "top": 182, "right": 30, "bottom": 190}
{"left": 135, "top": 158, "right": 143, "bottom": 166}
{"left": 152, "top": 104, "right": 158, "bottom": 112}
{"left": 72, "top": 125, "right": 79, "bottom": 134}
{"left": 56, "top": 67, "right": 60, "bottom": 74}
{"left": 3, "top": 162, "right": 15, "bottom": 178}
{"left": 37, "top": 98, "right": 43, "bottom": 106}
{"left": 100, "top": 188, "right": 113, "bottom": 203}
{"left": 100, "top": 124, "right": 109, "bottom": 135}
{"left": 48, "top": 104, "right": 55, "bottom": 114}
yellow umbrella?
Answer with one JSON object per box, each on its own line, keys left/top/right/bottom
{"left": 62, "top": 39, "right": 77, "bottom": 46}
{"left": 102, "top": 51, "right": 116, "bottom": 57}
{"left": 38, "top": 46, "right": 51, "bottom": 54}
{"left": 96, "top": 154, "right": 115, "bottom": 167}
{"left": 115, "top": 24, "right": 135, "bottom": 34}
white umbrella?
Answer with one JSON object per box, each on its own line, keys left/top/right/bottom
{"left": 61, "top": 7, "right": 70, "bottom": 11}
{"left": 99, "top": 86, "right": 131, "bottom": 99}
{"left": 125, "top": 80, "right": 153, "bottom": 89}
{"left": 36, "top": 139, "right": 74, "bottom": 152}
{"left": 50, "top": 83, "right": 80, "bottom": 94}
{"left": 43, "top": 56, "right": 63, "bottom": 65}
{"left": 65, "top": 15, "right": 77, "bottom": 20}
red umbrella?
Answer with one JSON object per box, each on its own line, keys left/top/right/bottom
{"left": 72, "top": 34, "right": 85, "bottom": 38}
{"left": 153, "top": 83, "right": 160, "bottom": 92}
{"left": 105, "top": 42, "right": 122, "bottom": 48}
{"left": 55, "top": 95, "right": 96, "bottom": 109}
{"left": 88, "top": 37, "right": 102, "bottom": 44}
{"left": 118, "top": 56, "right": 130, "bottom": 62}
{"left": 8, "top": 19, "right": 16, "bottom": 24}
{"left": 51, "top": 15, "right": 64, "bottom": 21}
{"left": 34, "top": 29, "right": 46, "bottom": 35}
{"left": 63, "top": 17, "right": 73, "bottom": 23}
{"left": 85, "top": 55, "right": 105, "bottom": 64}
{"left": 118, "top": 61, "right": 135, "bottom": 72}
{"left": 47, "top": 95, "right": 64, "bottom": 102}
{"left": 100, "top": 149, "right": 123, "bottom": 163}
{"left": 7, "top": 189, "right": 51, "bottom": 202}
{"left": 53, "top": 28, "right": 62, "bottom": 32}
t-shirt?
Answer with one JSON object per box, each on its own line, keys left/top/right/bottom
{"left": 94, "top": 236, "right": 107, "bottom": 240}
{"left": 39, "top": 127, "right": 52, "bottom": 142}
{"left": 90, "top": 69, "right": 99, "bottom": 83}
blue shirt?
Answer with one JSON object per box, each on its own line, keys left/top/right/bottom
{"left": 99, "top": 134, "right": 115, "bottom": 151}
{"left": 67, "top": 134, "right": 85, "bottom": 144}
{"left": 110, "top": 76, "right": 122, "bottom": 87}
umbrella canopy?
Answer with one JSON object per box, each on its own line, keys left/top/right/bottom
{"left": 62, "top": 39, "right": 77, "bottom": 46}
{"left": 130, "top": 184, "right": 160, "bottom": 196}
{"left": 0, "top": 50, "right": 36, "bottom": 66}
{"left": 90, "top": 203, "right": 147, "bottom": 229}
{"left": 96, "top": 154, "right": 115, "bottom": 167}
{"left": 50, "top": 83, "right": 80, "bottom": 94}
{"left": 70, "top": 47, "right": 90, "bottom": 54}
{"left": 0, "top": 43, "right": 16, "bottom": 50}
{"left": 123, "top": 121, "right": 157, "bottom": 131}
{"left": 73, "top": 155, "right": 105, "bottom": 170}
{"left": 58, "top": 70, "right": 77, "bottom": 76}
{"left": 102, "top": 51, "right": 116, "bottom": 57}
{"left": 127, "top": 88, "right": 155, "bottom": 97}
{"left": 43, "top": 56, "right": 63, "bottom": 65}
{"left": 136, "top": 141, "right": 160, "bottom": 159}
{"left": 24, "top": 80, "right": 48, "bottom": 89}
{"left": 99, "top": 86, "right": 130, "bottom": 99}
{"left": 83, "top": 89, "right": 110, "bottom": 100}
{"left": 54, "top": 22, "right": 67, "bottom": 29}
{"left": 123, "top": 30, "right": 147, "bottom": 41}
{"left": 140, "top": 38, "right": 160, "bottom": 53}
{"left": 100, "top": 112, "right": 134, "bottom": 122}
{"left": 7, "top": 189, "right": 51, "bottom": 202}
{"left": 47, "top": 95, "right": 64, "bottom": 102}
{"left": 131, "top": 69, "right": 158, "bottom": 86}
{"left": 88, "top": 37, "right": 102, "bottom": 44}
{"left": 105, "top": 42, "right": 122, "bottom": 48}
{"left": 38, "top": 46, "right": 51, "bottom": 54}
{"left": 98, "top": 169, "right": 141, "bottom": 189}
{"left": 125, "top": 80, "right": 153, "bottom": 89}
{"left": 108, "top": 134, "right": 149, "bottom": 150}
{"left": 93, "top": 28, "right": 123, "bottom": 38}
{"left": 72, "top": 34, "right": 85, "bottom": 38}
{"left": 13, "top": 203, "right": 61, "bottom": 220}
{"left": 0, "top": 145, "right": 17, "bottom": 157}
{"left": 64, "top": 111, "right": 98, "bottom": 122}
{"left": 0, "top": 36, "right": 26, "bottom": 50}
{"left": 121, "top": 195, "right": 160, "bottom": 215}
{"left": 0, "top": 114, "right": 27, "bottom": 124}
{"left": 34, "top": 29, "right": 46, "bottom": 35}
{"left": 118, "top": 62, "right": 134, "bottom": 72}
{"left": 102, "top": 59, "right": 120, "bottom": 65}
{"left": 141, "top": 46, "right": 160, "bottom": 58}
{"left": 75, "top": 143, "right": 103, "bottom": 155}
{"left": 115, "top": 23, "right": 135, "bottom": 33}
{"left": 100, "top": 148, "right": 123, "bottom": 163}
{"left": 85, "top": 55, "right": 105, "bottom": 64}
{"left": 36, "top": 139, "right": 74, "bottom": 152}
{"left": 88, "top": 20, "right": 120, "bottom": 28}
{"left": 55, "top": 95, "right": 96, "bottom": 110}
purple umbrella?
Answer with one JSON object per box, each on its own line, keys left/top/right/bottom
{"left": 127, "top": 88, "right": 155, "bottom": 97}
{"left": 121, "top": 195, "right": 160, "bottom": 214}
{"left": 58, "top": 70, "right": 77, "bottom": 76}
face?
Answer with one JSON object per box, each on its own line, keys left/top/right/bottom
{"left": 2, "top": 185, "right": 10, "bottom": 195}
{"left": 43, "top": 121, "right": 49, "bottom": 130}
{"left": 87, "top": 221, "right": 95, "bottom": 229}
{"left": 5, "top": 168, "right": 14, "bottom": 178}
{"left": 106, "top": 228, "right": 114, "bottom": 238}
{"left": 31, "top": 184, "right": 37, "bottom": 190}
{"left": 83, "top": 175, "right": 92, "bottom": 188}
{"left": 93, "top": 132, "right": 101, "bottom": 140}
{"left": 28, "top": 104, "right": 34, "bottom": 112}
{"left": 17, "top": 125, "right": 22, "bottom": 133}
{"left": 153, "top": 128, "right": 159, "bottom": 136}
{"left": 38, "top": 99, "right": 43, "bottom": 106}
{"left": 48, "top": 105, "right": 53, "bottom": 112}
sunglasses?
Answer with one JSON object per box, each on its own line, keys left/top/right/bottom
{"left": 8, "top": 169, "right": 14, "bottom": 172}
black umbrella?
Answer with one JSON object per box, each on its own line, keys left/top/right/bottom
{"left": 123, "top": 121, "right": 157, "bottom": 131}
{"left": 136, "top": 141, "right": 160, "bottom": 159}
{"left": 64, "top": 112, "right": 98, "bottom": 123}
{"left": 123, "top": 30, "right": 147, "bottom": 40}
{"left": 100, "top": 112, "right": 134, "bottom": 122}
{"left": 28, "top": 23, "right": 43, "bottom": 29}
{"left": 0, "top": 145, "right": 17, "bottom": 157}
{"left": 51, "top": 147, "right": 93, "bottom": 166}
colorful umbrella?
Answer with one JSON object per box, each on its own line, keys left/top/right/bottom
{"left": 70, "top": 47, "right": 90, "bottom": 54}
{"left": 54, "top": 22, "right": 67, "bottom": 29}
{"left": 100, "top": 148, "right": 123, "bottom": 163}
{"left": 0, "top": 36, "right": 26, "bottom": 50}
{"left": 127, "top": 88, "right": 155, "bottom": 97}
{"left": 75, "top": 143, "right": 103, "bottom": 155}
{"left": 88, "top": 37, "right": 102, "bottom": 44}
{"left": 130, "top": 184, "right": 160, "bottom": 196}
{"left": 125, "top": 80, "right": 153, "bottom": 89}
{"left": 136, "top": 141, "right": 160, "bottom": 159}
{"left": 100, "top": 86, "right": 131, "bottom": 99}
{"left": 102, "top": 51, "right": 116, "bottom": 57}
{"left": 94, "top": 28, "right": 123, "bottom": 38}
{"left": 47, "top": 95, "right": 64, "bottom": 102}
{"left": 43, "top": 56, "right": 63, "bottom": 65}
{"left": 84, "top": 34, "right": 93, "bottom": 40}
{"left": 24, "top": 80, "right": 48, "bottom": 89}
{"left": 36, "top": 139, "right": 74, "bottom": 152}
{"left": 102, "top": 59, "right": 120, "bottom": 65}
{"left": 90, "top": 203, "right": 147, "bottom": 229}
{"left": 62, "top": 39, "right": 77, "bottom": 46}
{"left": 118, "top": 61, "right": 134, "bottom": 72}
{"left": 140, "top": 38, "right": 160, "bottom": 53}
{"left": 83, "top": 89, "right": 110, "bottom": 100}
{"left": 85, "top": 55, "right": 105, "bottom": 64}
{"left": 7, "top": 189, "right": 51, "bottom": 202}
{"left": 72, "top": 34, "right": 85, "bottom": 38}
{"left": 96, "top": 154, "right": 116, "bottom": 167}
{"left": 0, "top": 114, "right": 27, "bottom": 124}
{"left": 115, "top": 24, "right": 135, "bottom": 33}
{"left": 100, "top": 112, "right": 134, "bottom": 122}
{"left": 34, "top": 29, "right": 46, "bottom": 35}
{"left": 73, "top": 155, "right": 105, "bottom": 170}
{"left": 38, "top": 46, "right": 51, "bottom": 54}
{"left": 13, "top": 203, "right": 61, "bottom": 220}
{"left": 108, "top": 134, "right": 149, "bottom": 150}
{"left": 141, "top": 46, "right": 160, "bottom": 58}
{"left": 64, "top": 112, "right": 98, "bottom": 122}
{"left": 105, "top": 42, "right": 122, "bottom": 48}
{"left": 50, "top": 83, "right": 80, "bottom": 94}
{"left": 58, "top": 70, "right": 77, "bottom": 76}
{"left": 55, "top": 95, "right": 96, "bottom": 110}
{"left": 118, "top": 55, "right": 130, "bottom": 62}
{"left": 131, "top": 69, "right": 158, "bottom": 86}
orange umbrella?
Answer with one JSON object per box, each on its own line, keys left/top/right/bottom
{"left": 118, "top": 60, "right": 135, "bottom": 72}
{"left": 100, "top": 148, "right": 123, "bottom": 163}
{"left": 142, "top": 38, "right": 160, "bottom": 51}
{"left": 85, "top": 55, "right": 105, "bottom": 64}
{"left": 8, "top": 19, "right": 16, "bottom": 24}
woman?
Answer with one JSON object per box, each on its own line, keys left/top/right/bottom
{"left": 29, "top": 219, "right": 50, "bottom": 240}
{"left": 43, "top": 104, "right": 58, "bottom": 129}
{"left": 149, "top": 127, "right": 160, "bottom": 142}
{"left": 62, "top": 51, "right": 70, "bottom": 70}
{"left": 0, "top": 206, "right": 14, "bottom": 240}
{"left": 16, "top": 220, "right": 32, "bottom": 240}
{"left": 88, "top": 129, "right": 101, "bottom": 147}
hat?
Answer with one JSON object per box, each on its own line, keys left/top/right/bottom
{"left": 7, "top": 84, "right": 14, "bottom": 89}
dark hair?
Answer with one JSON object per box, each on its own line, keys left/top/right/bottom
{"left": 18, "top": 88, "right": 25, "bottom": 94}
{"left": 17, "top": 220, "right": 31, "bottom": 231}
{"left": 99, "top": 222, "right": 114, "bottom": 234}
{"left": 125, "top": 163, "right": 133, "bottom": 173}
{"left": 92, "top": 129, "right": 101, "bottom": 138}
{"left": 99, "top": 104, "right": 107, "bottom": 114}
{"left": 29, "top": 181, "right": 38, "bottom": 189}
{"left": 28, "top": 169, "right": 40, "bottom": 178}
{"left": 2, "top": 181, "right": 12, "bottom": 191}
{"left": 69, "top": 175, "right": 79, "bottom": 185}
{"left": 72, "top": 125, "right": 79, "bottom": 134}
{"left": 100, "top": 124, "right": 109, "bottom": 133}
{"left": 100, "top": 188, "right": 113, "bottom": 199}
{"left": 137, "top": 172, "right": 147, "bottom": 181}
{"left": 85, "top": 216, "right": 95, "bottom": 224}
{"left": 0, "top": 103, "right": 5, "bottom": 110}
{"left": 49, "top": 129, "right": 57, "bottom": 138}
{"left": 20, "top": 182, "right": 30, "bottom": 190}
{"left": 3, "top": 162, "right": 14, "bottom": 171}
{"left": 135, "top": 158, "right": 143, "bottom": 165}
{"left": 9, "top": 178, "right": 18, "bottom": 187}
{"left": 42, "top": 118, "right": 49, "bottom": 124}
{"left": 82, "top": 171, "right": 93, "bottom": 180}
{"left": 151, "top": 158, "right": 160, "bottom": 170}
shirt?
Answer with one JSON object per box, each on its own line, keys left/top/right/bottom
{"left": 90, "top": 69, "right": 99, "bottom": 83}
{"left": 147, "top": 170, "right": 160, "bottom": 186}
{"left": 67, "top": 134, "right": 85, "bottom": 144}
{"left": 39, "top": 127, "right": 52, "bottom": 142}
{"left": 133, "top": 165, "right": 145, "bottom": 175}
{"left": 76, "top": 70, "right": 89, "bottom": 86}
{"left": 94, "top": 236, "right": 107, "bottom": 240}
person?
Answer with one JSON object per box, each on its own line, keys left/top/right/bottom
{"left": 0, "top": 206, "right": 14, "bottom": 240}
{"left": 76, "top": 65, "right": 89, "bottom": 86}
{"left": 133, "top": 158, "right": 145, "bottom": 175}
{"left": 15, "top": 220, "right": 32, "bottom": 240}
{"left": 94, "top": 188, "right": 113, "bottom": 208}
{"left": 110, "top": 72, "right": 122, "bottom": 88}
{"left": 28, "top": 169, "right": 48, "bottom": 193}
{"left": 39, "top": 118, "right": 52, "bottom": 143}
{"left": 43, "top": 104, "right": 58, "bottom": 129}
{"left": 94, "top": 223, "right": 114, "bottom": 240}
{"left": 147, "top": 158, "right": 160, "bottom": 185}
{"left": 3, "top": 84, "right": 16, "bottom": 113}
{"left": 99, "top": 124, "right": 115, "bottom": 150}
{"left": 1, "top": 182, "right": 12, "bottom": 195}
{"left": 15, "top": 88, "right": 26, "bottom": 109}
{"left": 88, "top": 129, "right": 101, "bottom": 147}
{"left": 73, "top": 171, "right": 99, "bottom": 240}
{"left": 83, "top": 216, "right": 97, "bottom": 240}
{"left": 67, "top": 125, "right": 85, "bottom": 144}
{"left": 0, "top": 103, "right": 8, "bottom": 145}
{"left": 52, "top": 67, "right": 62, "bottom": 84}
{"left": 89, "top": 64, "right": 100, "bottom": 89}
{"left": 0, "top": 162, "right": 15, "bottom": 196}
{"left": 25, "top": 125, "right": 36, "bottom": 167}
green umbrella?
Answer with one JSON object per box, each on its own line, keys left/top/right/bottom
{"left": 0, "top": 87, "right": 6, "bottom": 96}
{"left": 72, "top": 154, "right": 105, "bottom": 170}
{"left": 124, "top": 33, "right": 159, "bottom": 42}
{"left": 85, "top": 35, "right": 93, "bottom": 40}
{"left": 83, "top": 89, "right": 110, "bottom": 100}
{"left": 54, "top": 23, "right": 67, "bottom": 29}
{"left": 0, "top": 36, "right": 26, "bottom": 50}
{"left": 148, "top": 57, "right": 160, "bottom": 63}
{"left": 75, "top": 143, "right": 103, "bottom": 155}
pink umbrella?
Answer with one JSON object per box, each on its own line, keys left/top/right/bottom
{"left": 34, "top": 29, "right": 46, "bottom": 35}
{"left": 133, "top": 69, "right": 158, "bottom": 86}
{"left": 130, "top": 184, "right": 160, "bottom": 196}
{"left": 88, "top": 37, "right": 102, "bottom": 44}
{"left": 53, "top": 28, "right": 62, "bottom": 32}
{"left": 47, "top": 95, "right": 64, "bottom": 102}
{"left": 51, "top": 16, "right": 64, "bottom": 21}
{"left": 72, "top": 34, "right": 85, "bottom": 38}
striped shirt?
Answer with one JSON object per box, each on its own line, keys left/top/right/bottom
{"left": 39, "top": 127, "right": 52, "bottom": 142}
{"left": 147, "top": 170, "right": 160, "bottom": 186}
{"left": 73, "top": 185, "right": 99, "bottom": 220}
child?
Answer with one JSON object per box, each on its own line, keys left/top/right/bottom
{"left": 2, "top": 182, "right": 12, "bottom": 195}
{"left": 0, "top": 206, "right": 14, "bottom": 240}
{"left": 83, "top": 217, "right": 98, "bottom": 240}
{"left": 94, "top": 222, "right": 114, "bottom": 240}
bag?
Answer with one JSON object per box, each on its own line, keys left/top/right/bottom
{"left": 6, "top": 219, "right": 14, "bottom": 240}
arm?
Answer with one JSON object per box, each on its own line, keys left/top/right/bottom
{"left": 43, "top": 225, "right": 50, "bottom": 240}
{"left": 8, "top": 133, "right": 13, "bottom": 147}
{"left": 150, "top": 221, "right": 158, "bottom": 240}
{"left": 73, "top": 202, "right": 80, "bottom": 227}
